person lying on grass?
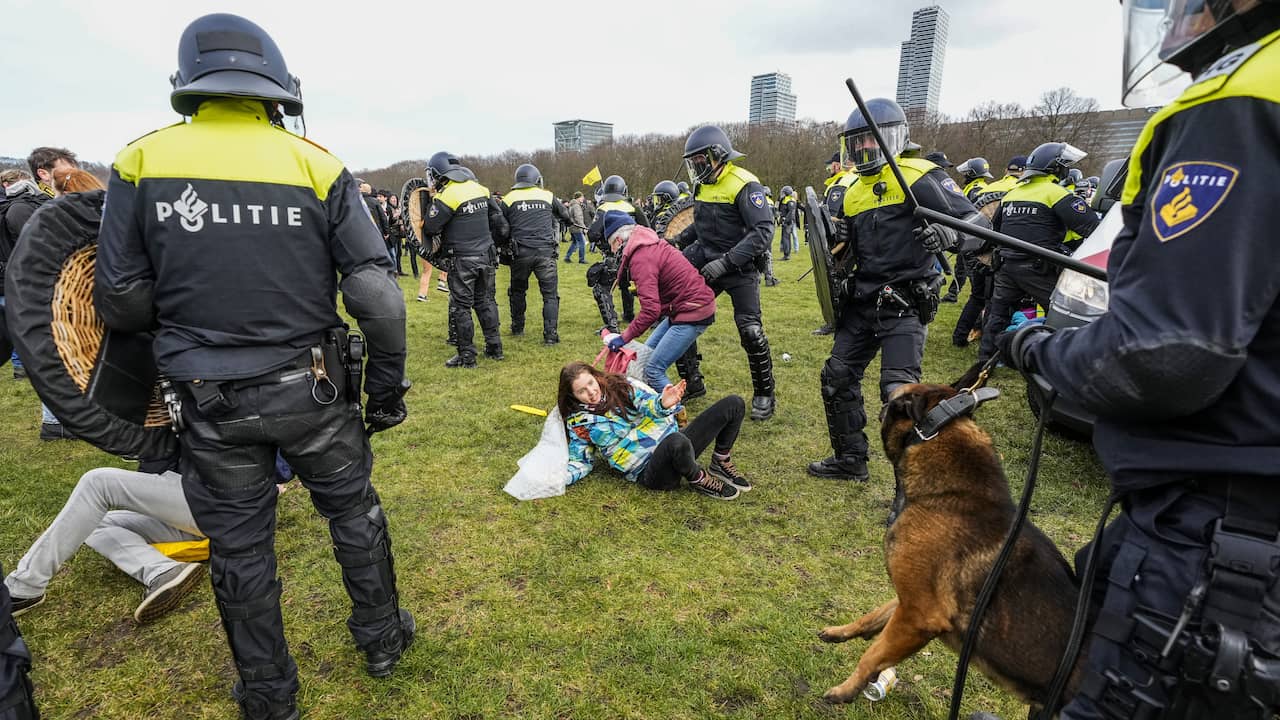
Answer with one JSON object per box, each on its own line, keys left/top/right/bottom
{"left": 556, "top": 361, "right": 751, "bottom": 500}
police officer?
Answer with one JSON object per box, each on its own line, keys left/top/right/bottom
{"left": 956, "top": 157, "right": 994, "bottom": 203}
{"left": 998, "top": 2, "right": 1280, "bottom": 717}
{"left": 976, "top": 142, "right": 1101, "bottom": 362}
{"left": 778, "top": 186, "right": 798, "bottom": 260}
{"left": 0, "top": 564, "right": 36, "bottom": 719}
{"left": 675, "top": 125, "right": 777, "bottom": 420}
{"left": 421, "top": 151, "right": 509, "bottom": 368}
{"left": 761, "top": 185, "right": 781, "bottom": 286}
{"left": 586, "top": 175, "right": 649, "bottom": 332}
{"left": 94, "top": 15, "right": 412, "bottom": 718}
{"left": 807, "top": 98, "right": 988, "bottom": 480}
{"left": 949, "top": 155, "right": 1025, "bottom": 347}
{"left": 499, "top": 163, "right": 572, "bottom": 346}
{"left": 650, "top": 179, "right": 681, "bottom": 239}
{"left": 676, "top": 181, "right": 691, "bottom": 202}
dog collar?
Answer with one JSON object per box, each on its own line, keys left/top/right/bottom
{"left": 910, "top": 388, "right": 1001, "bottom": 444}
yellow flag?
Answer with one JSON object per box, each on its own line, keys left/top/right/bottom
{"left": 582, "top": 166, "right": 602, "bottom": 187}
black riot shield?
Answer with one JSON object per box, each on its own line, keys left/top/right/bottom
{"left": 804, "top": 186, "right": 844, "bottom": 325}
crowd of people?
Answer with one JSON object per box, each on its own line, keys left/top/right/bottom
{"left": 3, "top": 3, "right": 1279, "bottom": 718}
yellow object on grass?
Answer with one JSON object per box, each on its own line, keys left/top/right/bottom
{"left": 151, "top": 539, "right": 210, "bottom": 562}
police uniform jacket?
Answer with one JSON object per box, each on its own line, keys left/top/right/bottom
{"left": 587, "top": 199, "right": 650, "bottom": 251}
{"left": 824, "top": 171, "right": 854, "bottom": 215}
{"left": 993, "top": 174, "right": 1100, "bottom": 259}
{"left": 841, "top": 157, "right": 976, "bottom": 300}
{"left": 675, "top": 162, "right": 774, "bottom": 272}
{"left": 500, "top": 186, "right": 573, "bottom": 258}
{"left": 421, "top": 179, "right": 508, "bottom": 258}
{"left": 779, "top": 195, "right": 797, "bottom": 225}
{"left": 962, "top": 177, "right": 989, "bottom": 203}
{"left": 95, "top": 98, "right": 397, "bottom": 382}
{"left": 1027, "top": 27, "right": 1280, "bottom": 491}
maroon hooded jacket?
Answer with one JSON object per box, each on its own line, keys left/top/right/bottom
{"left": 617, "top": 225, "right": 716, "bottom": 343}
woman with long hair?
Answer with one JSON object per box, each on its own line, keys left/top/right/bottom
{"left": 53, "top": 169, "right": 105, "bottom": 194}
{"left": 556, "top": 362, "right": 751, "bottom": 500}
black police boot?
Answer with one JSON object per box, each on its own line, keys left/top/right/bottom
{"left": 484, "top": 346, "right": 505, "bottom": 361}
{"left": 743, "top": 329, "right": 775, "bottom": 421}
{"left": 232, "top": 683, "right": 299, "bottom": 720}
{"left": 811, "top": 323, "right": 834, "bottom": 336}
{"left": 364, "top": 608, "right": 416, "bottom": 678}
{"left": 444, "top": 354, "right": 476, "bottom": 369}
{"left": 941, "top": 291, "right": 959, "bottom": 303}
{"left": 674, "top": 344, "right": 706, "bottom": 401}
{"left": 750, "top": 395, "right": 776, "bottom": 421}
{"left": 807, "top": 455, "right": 869, "bottom": 481}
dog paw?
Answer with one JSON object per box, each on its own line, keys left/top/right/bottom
{"left": 818, "top": 627, "right": 849, "bottom": 643}
{"left": 821, "top": 685, "right": 856, "bottom": 704}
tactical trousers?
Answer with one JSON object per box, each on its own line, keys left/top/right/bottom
{"left": 780, "top": 223, "right": 795, "bottom": 259}
{"left": 508, "top": 254, "right": 559, "bottom": 342}
{"left": 0, "top": 564, "right": 36, "bottom": 720}
{"left": 1061, "top": 478, "right": 1280, "bottom": 720}
{"left": 978, "top": 256, "right": 1061, "bottom": 361}
{"left": 180, "top": 376, "right": 402, "bottom": 704}
{"left": 953, "top": 263, "right": 993, "bottom": 346}
{"left": 448, "top": 255, "right": 502, "bottom": 361}
{"left": 681, "top": 273, "right": 774, "bottom": 399}
{"left": 590, "top": 259, "right": 634, "bottom": 331}
{"left": 823, "top": 300, "right": 926, "bottom": 460}
{"left": 947, "top": 250, "right": 969, "bottom": 296}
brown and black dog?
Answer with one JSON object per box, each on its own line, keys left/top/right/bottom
{"left": 818, "top": 380, "right": 1082, "bottom": 708}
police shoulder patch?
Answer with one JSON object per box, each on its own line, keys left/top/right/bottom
{"left": 1070, "top": 197, "right": 1089, "bottom": 214}
{"left": 428, "top": 204, "right": 439, "bottom": 218}
{"left": 749, "top": 191, "right": 765, "bottom": 209}
{"left": 1150, "top": 161, "right": 1239, "bottom": 242}
{"left": 941, "top": 177, "right": 963, "bottom": 195}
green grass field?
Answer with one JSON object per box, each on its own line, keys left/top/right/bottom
{"left": 0, "top": 241, "right": 1110, "bottom": 719}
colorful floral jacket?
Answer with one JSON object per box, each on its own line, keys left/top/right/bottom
{"left": 565, "top": 381, "right": 681, "bottom": 484}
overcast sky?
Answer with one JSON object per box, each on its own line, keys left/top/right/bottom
{"left": 3, "top": 0, "right": 1125, "bottom": 170}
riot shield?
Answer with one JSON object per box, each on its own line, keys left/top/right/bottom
{"left": 804, "top": 186, "right": 844, "bottom": 325}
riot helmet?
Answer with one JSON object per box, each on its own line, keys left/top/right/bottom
{"left": 1023, "top": 142, "right": 1087, "bottom": 180}
{"left": 652, "top": 180, "right": 679, "bottom": 206}
{"left": 512, "top": 163, "right": 543, "bottom": 189}
{"left": 676, "top": 181, "right": 690, "bottom": 195}
{"left": 781, "top": 185, "right": 794, "bottom": 197}
{"left": 763, "top": 186, "right": 773, "bottom": 198}
{"left": 840, "top": 98, "right": 908, "bottom": 176}
{"left": 1061, "top": 167, "right": 1085, "bottom": 187}
{"left": 170, "top": 13, "right": 303, "bottom": 116}
{"left": 426, "top": 151, "right": 470, "bottom": 190}
{"left": 683, "top": 125, "right": 744, "bottom": 185}
{"left": 957, "top": 158, "right": 993, "bottom": 182}
{"left": 601, "top": 175, "right": 628, "bottom": 202}
{"left": 901, "top": 141, "right": 923, "bottom": 159}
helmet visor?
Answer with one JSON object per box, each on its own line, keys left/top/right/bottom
{"left": 1122, "top": 0, "right": 1192, "bottom": 107}
{"left": 684, "top": 150, "right": 719, "bottom": 186}
{"left": 840, "top": 123, "right": 908, "bottom": 174}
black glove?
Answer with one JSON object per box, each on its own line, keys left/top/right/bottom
{"left": 700, "top": 257, "right": 730, "bottom": 282}
{"left": 366, "top": 378, "right": 411, "bottom": 433}
{"left": 994, "top": 323, "right": 1054, "bottom": 373}
{"left": 914, "top": 223, "right": 958, "bottom": 253}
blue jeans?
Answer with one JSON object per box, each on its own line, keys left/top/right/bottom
{"left": 564, "top": 232, "right": 586, "bottom": 262}
{"left": 643, "top": 318, "right": 710, "bottom": 392}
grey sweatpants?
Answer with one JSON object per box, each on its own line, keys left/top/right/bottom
{"left": 5, "top": 467, "right": 203, "bottom": 598}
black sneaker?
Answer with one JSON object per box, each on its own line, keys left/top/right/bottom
{"left": 365, "top": 609, "right": 416, "bottom": 678}
{"left": 484, "top": 347, "right": 505, "bottom": 361}
{"left": 444, "top": 354, "right": 477, "bottom": 369}
{"left": 806, "top": 456, "right": 870, "bottom": 481}
{"left": 232, "top": 682, "right": 299, "bottom": 720}
{"left": 11, "top": 594, "right": 45, "bottom": 617}
{"left": 688, "top": 471, "right": 739, "bottom": 500}
{"left": 750, "top": 395, "right": 775, "bottom": 421}
{"left": 708, "top": 456, "right": 751, "bottom": 492}
{"left": 436, "top": 280, "right": 449, "bottom": 294}
{"left": 764, "top": 277, "right": 781, "bottom": 287}
{"left": 811, "top": 324, "right": 834, "bottom": 336}
{"left": 39, "top": 422, "right": 74, "bottom": 441}
{"left": 135, "top": 562, "right": 205, "bottom": 623}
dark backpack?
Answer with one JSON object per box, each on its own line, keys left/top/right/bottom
{"left": 0, "top": 193, "right": 48, "bottom": 288}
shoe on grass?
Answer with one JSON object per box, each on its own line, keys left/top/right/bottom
{"left": 708, "top": 455, "right": 752, "bottom": 492}
{"left": 11, "top": 594, "right": 45, "bottom": 617}
{"left": 688, "top": 470, "right": 739, "bottom": 500}
{"left": 135, "top": 562, "right": 205, "bottom": 623}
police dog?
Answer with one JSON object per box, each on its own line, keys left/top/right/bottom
{"left": 818, "top": 379, "right": 1081, "bottom": 707}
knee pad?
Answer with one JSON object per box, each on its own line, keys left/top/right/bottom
{"left": 821, "top": 357, "right": 856, "bottom": 399}
{"left": 737, "top": 321, "right": 766, "bottom": 350}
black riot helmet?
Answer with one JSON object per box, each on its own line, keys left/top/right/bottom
{"left": 513, "top": 163, "right": 543, "bottom": 189}
{"left": 1061, "top": 167, "right": 1085, "bottom": 187}
{"left": 840, "top": 98, "right": 908, "bottom": 176}
{"left": 652, "top": 180, "right": 679, "bottom": 206}
{"left": 426, "top": 151, "right": 471, "bottom": 190}
{"left": 683, "top": 125, "right": 744, "bottom": 185}
{"left": 601, "top": 175, "right": 628, "bottom": 202}
{"left": 781, "top": 185, "right": 794, "bottom": 197}
{"left": 957, "top": 157, "right": 993, "bottom": 183}
{"left": 1024, "top": 142, "right": 1088, "bottom": 181}
{"left": 676, "top": 181, "right": 690, "bottom": 195}
{"left": 763, "top": 186, "right": 773, "bottom": 198}
{"left": 170, "top": 14, "right": 303, "bottom": 116}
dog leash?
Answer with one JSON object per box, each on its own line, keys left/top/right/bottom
{"left": 946, "top": 378, "right": 1055, "bottom": 720}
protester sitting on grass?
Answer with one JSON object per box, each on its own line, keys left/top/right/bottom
{"left": 598, "top": 211, "right": 715, "bottom": 395}
{"left": 557, "top": 362, "right": 751, "bottom": 500}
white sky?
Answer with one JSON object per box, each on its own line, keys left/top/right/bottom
{"left": 3, "top": 0, "right": 1124, "bottom": 170}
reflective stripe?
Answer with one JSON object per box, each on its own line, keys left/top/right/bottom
{"left": 1001, "top": 175, "right": 1072, "bottom": 207}
{"left": 842, "top": 157, "right": 934, "bottom": 218}
{"left": 598, "top": 200, "right": 636, "bottom": 214}
{"left": 694, "top": 163, "right": 760, "bottom": 205}
{"left": 503, "top": 187, "right": 553, "bottom": 205}
{"left": 436, "top": 179, "right": 491, "bottom": 211}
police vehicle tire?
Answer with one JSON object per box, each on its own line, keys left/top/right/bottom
{"left": 5, "top": 190, "right": 179, "bottom": 461}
